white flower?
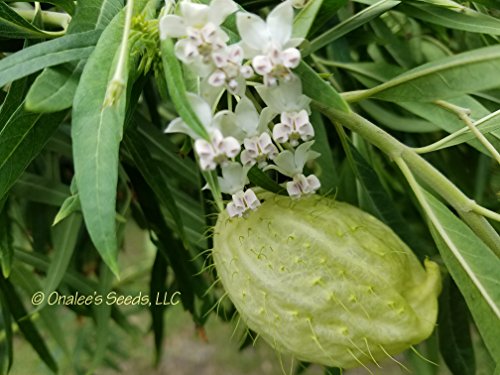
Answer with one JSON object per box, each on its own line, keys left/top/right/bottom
{"left": 160, "top": 0, "right": 237, "bottom": 66}
{"left": 236, "top": 1, "right": 302, "bottom": 85}
{"left": 256, "top": 78, "right": 311, "bottom": 114}
{"left": 241, "top": 132, "right": 278, "bottom": 167}
{"left": 164, "top": 93, "right": 241, "bottom": 170}
{"left": 264, "top": 141, "right": 320, "bottom": 177}
{"left": 273, "top": 110, "right": 314, "bottom": 146}
{"left": 286, "top": 173, "right": 321, "bottom": 198}
{"left": 226, "top": 189, "right": 261, "bottom": 218}
{"left": 218, "top": 162, "right": 251, "bottom": 195}
{"left": 208, "top": 44, "right": 254, "bottom": 95}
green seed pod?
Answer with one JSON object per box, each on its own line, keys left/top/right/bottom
{"left": 213, "top": 194, "right": 441, "bottom": 369}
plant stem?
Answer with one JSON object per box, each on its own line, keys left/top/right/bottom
{"left": 434, "top": 100, "right": 500, "bottom": 165}
{"left": 14, "top": 8, "right": 71, "bottom": 32}
{"left": 315, "top": 103, "right": 500, "bottom": 254}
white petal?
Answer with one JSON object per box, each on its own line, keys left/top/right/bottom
{"left": 220, "top": 136, "right": 241, "bottom": 158}
{"left": 212, "top": 50, "right": 228, "bottom": 67}
{"left": 213, "top": 111, "right": 245, "bottom": 141}
{"left": 208, "top": 70, "right": 226, "bottom": 87}
{"left": 174, "top": 39, "right": 199, "bottom": 63}
{"left": 209, "top": 0, "right": 238, "bottom": 26}
{"left": 226, "top": 202, "right": 242, "bottom": 218}
{"left": 201, "top": 23, "right": 219, "bottom": 43}
{"left": 159, "top": 15, "right": 186, "bottom": 39}
{"left": 240, "top": 150, "right": 256, "bottom": 166}
{"left": 272, "top": 123, "right": 292, "bottom": 143}
{"left": 252, "top": 55, "right": 273, "bottom": 75}
{"left": 180, "top": 2, "right": 210, "bottom": 27}
{"left": 219, "top": 162, "right": 248, "bottom": 194}
{"left": 281, "top": 48, "right": 301, "bottom": 68}
{"left": 236, "top": 12, "right": 270, "bottom": 51}
{"left": 244, "top": 189, "right": 260, "bottom": 210}
{"left": 240, "top": 65, "right": 254, "bottom": 79}
{"left": 294, "top": 140, "right": 318, "bottom": 171}
{"left": 194, "top": 140, "right": 216, "bottom": 170}
{"left": 285, "top": 37, "right": 304, "bottom": 49}
{"left": 235, "top": 97, "right": 260, "bottom": 136}
{"left": 272, "top": 150, "right": 297, "bottom": 177}
{"left": 267, "top": 1, "right": 293, "bottom": 48}
{"left": 281, "top": 112, "right": 295, "bottom": 127}
{"left": 257, "top": 107, "right": 276, "bottom": 134}
{"left": 228, "top": 44, "right": 244, "bottom": 64}
{"left": 186, "top": 93, "right": 213, "bottom": 130}
{"left": 286, "top": 180, "right": 302, "bottom": 199}
{"left": 258, "top": 132, "right": 278, "bottom": 157}
{"left": 298, "top": 122, "right": 314, "bottom": 141}
{"left": 164, "top": 117, "right": 198, "bottom": 139}
{"left": 243, "top": 137, "right": 259, "bottom": 158}
{"left": 306, "top": 174, "right": 321, "bottom": 192}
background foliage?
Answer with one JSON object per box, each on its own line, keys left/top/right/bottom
{"left": 0, "top": 0, "right": 499, "bottom": 374}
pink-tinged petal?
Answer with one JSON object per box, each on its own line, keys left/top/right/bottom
{"left": 240, "top": 150, "right": 256, "bottom": 166}
{"left": 258, "top": 133, "right": 278, "bottom": 157}
{"left": 236, "top": 12, "right": 270, "bottom": 51}
{"left": 298, "top": 122, "right": 314, "bottom": 141}
{"left": 244, "top": 189, "right": 261, "bottom": 210}
{"left": 194, "top": 140, "right": 216, "bottom": 170}
{"left": 208, "top": 70, "right": 226, "bottom": 87}
{"left": 159, "top": 15, "right": 186, "bottom": 39}
{"left": 212, "top": 50, "right": 228, "bottom": 67}
{"left": 240, "top": 65, "right": 254, "bottom": 79}
{"left": 272, "top": 123, "right": 291, "bottom": 143}
{"left": 243, "top": 137, "right": 259, "bottom": 158}
{"left": 228, "top": 44, "right": 244, "bottom": 64}
{"left": 174, "top": 39, "right": 199, "bottom": 63}
{"left": 226, "top": 201, "right": 244, "bottom": 218}
{"left": 306, "top": 174, "right": 321, "bottom": 192}
{"left": 220, "top": 136, "right": 241, "bottom": 158}
{"left": 227, "top": 79, "right": 239, "bottom": 93}
{"left": 252, "top": 55, "right": 273, "bottom": 75}
{"left": 280, "top": 112, "right": 295, "bottom": 127}
{"left": 267, "top": 1, "right": 293, "bottom": 48}
{"left": 180, "top": 2, "right": 210, "bottom": 27}
{"left": 281, "top": 48, "right": 301, "bottom": 68}
{"left": 286, "top": 180, "right": 302, "bottom": 199}
{"left": 209, "top": 0, "right": 238, "bottom": 26}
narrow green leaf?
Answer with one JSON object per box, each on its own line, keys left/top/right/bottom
{"left": 160, "top": 38, "right": 209, "bottom": 139}
{"left": 149, "top": 249, "right": 168, "bottom": 365}
{"left": 0, "top": 77, "right": 29, "bottom": 129}
{"left": 0, "top": 203, "right": 13, "bottom": 278}
{"left": 401, "top": 1, "right": 500, "bottom": 35}
{"left": 0, "top": 105, "right": 66, "bottom": 202}
{"left": 0, "top": 30, "right": 100, "bottom": 88}
{"left": 53, "top": 194, "right": 80, "bottom": 225}
{"left": 438, "top": 277, "right": 476, "bottom": 375}
{"left": 0, "top": 276, "right": 58, "bottom": 373}
{"left": 292, "top": 0, "right": 324, "bottom": 39}
{"left": 72, "top": 10, "right": 127, "bottom": 277}
{"left": 309, "top": 111, "right": 339, "bottom": 192}
{"left": 349, "top": 45, "right": 500, "bottom": 102}
{"left": 68, "top": 0, "right": 124, "bottom": 33}
{"left": 11, "top": 173, "right": 69, "bottom": 207}
{"left": 248, "top": 167, "right": 284, "bottom": 194}
{"left": 0, "top": 2, "right": 64, "bottom": 39}
{"left": 295, "top": 61, "right": 350, "bottom": 113}
{"left": 423, "top": 191, "right": 500, "bottom": 360}
{"left": 25, "top": 62, "right": 84, "bottom": 112}
{"left": 0, "top": 284, "right": 13, "bottom": 375}
{"left": 304, "top": 0, "right": 401, "bottom": 55}
{"left": 124, "top": 131, "right": 188, "bottom": 245}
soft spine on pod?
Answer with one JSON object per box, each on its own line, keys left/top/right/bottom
{"left": 212, "top": 193, "right": 441, "bottom": 369}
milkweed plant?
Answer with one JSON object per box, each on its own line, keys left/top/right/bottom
{"left": 0, "top": 0, "right": 499, "bottom": 374}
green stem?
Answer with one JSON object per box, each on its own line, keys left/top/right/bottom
{"left": 315, "top": 103, "right": 500, "bottom": 254}
{"left": 14, "top": 8, "right": 70, "bottom": 31}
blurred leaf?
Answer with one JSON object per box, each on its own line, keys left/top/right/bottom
{"left": 53, "top": 194, "right": 80, "bottom": 225}
{"left": 438, "top": 277, "right": 476, "bottom": 375}
{"left": 0, "top": 105, "right": 66, "bottom": 202}
{"left": 0, "top": 276, "right": 58, "bottom": 373}
{"left": 149, "top": 249, "right": 168, "bottom": 365}
{"left": 248, "top": 166, "right": 284, "bottom": 194}
{"left": 0, "top": 30, "right": 99, "bottom": 88}
{"left": 292, "top": 0, "right": 324, "bottom": 39}
{"left": 0, "top": 283, "right": 13, "bottom": 375}
{"left": 3, "top": 0, "right": 76, "bottom": 15}
{"left": 11, "top": 173, "right": 69, "bottom": 207}
{"left": 72, "top": 9, "right": 127, "bottom": 277}
{"left": 0, "top": 203, "right": 13, "bottom": 278}
{"left": 67, "top": 0, "right": 124, "bottom": 33}
{"left": 350, "top": 45, "right": 500, "bottom": 101}
{"left": 295, "top": 61, "right": 350, "bottom": 113}
{"left": 124, "top": 130, "right": 188, "bottom": 245}
{"left": 401, "top": 1, "right": 500, "bottom": 35}
{"left": 304, "top": 0, "right": 401, "bottom": 55}
{"left": 423, "top": 191, "right": 500, "bottom": 361}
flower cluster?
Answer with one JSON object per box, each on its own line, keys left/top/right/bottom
{"left": 160, "top": 0, "right": 321, "bottom": 218}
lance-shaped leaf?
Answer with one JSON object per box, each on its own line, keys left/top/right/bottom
{"left": 72, "top": 10, "right": 127, "bottom": 277}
